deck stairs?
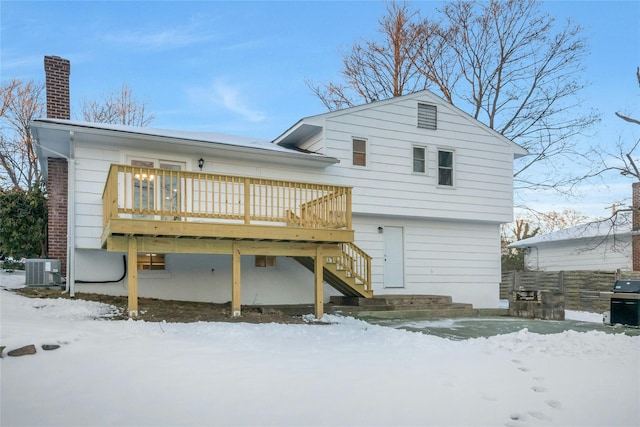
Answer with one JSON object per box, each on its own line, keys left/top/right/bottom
{"left": 293, "top": 244, "right": 373, "bottom": 298}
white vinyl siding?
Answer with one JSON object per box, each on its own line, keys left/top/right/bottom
{"left": 524, "top": 237, "right": 632, "bottom": 271}
{"left": 353, "top": 215, "right": 501, "bottom": 308}
{"left": 417, "top": 103, "right": 437, "bottom": 130}
{"left": 313, "top": 93, "right": 515, "bottom": 223}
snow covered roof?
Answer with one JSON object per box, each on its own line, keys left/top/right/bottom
{"left": 508, "top": 213, "right": 632, "bottom": 248}
{"left": 30, "top": 118, "right": 339, "bottom": 170}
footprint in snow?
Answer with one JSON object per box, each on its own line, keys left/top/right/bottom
{"left": 480, "top": 392, "right": 498, "bottom": 401}
{"left": 532, "top": 385, "right": 548, "bottom": 393}
{"left": 545, "top": 400, "right": 562, "bottom": 409}
{"left": 505, "top": 413, "right": 531, "bottom": 426}
{"left": 528, "top": 411, "right": 552, "bottom": 421}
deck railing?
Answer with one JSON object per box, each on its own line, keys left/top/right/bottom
{"left": 102, "top": 164, "right": 352, "bottom": 229}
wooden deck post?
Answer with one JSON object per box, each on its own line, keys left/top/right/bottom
{"left": 315, "top": 245, "right": 324, "bottom": 319}
{"left": 127, "top": 237, "right": 138, "bottom": 317}
{"left": 232, "top": 241, "right": 241, "bottom": 317}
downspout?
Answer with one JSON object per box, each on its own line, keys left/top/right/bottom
{"left": 67, "top": 130, "right": 76, "bottom": 297}
{"left": 32, "top": 132, "right": 75, "bottom": 294}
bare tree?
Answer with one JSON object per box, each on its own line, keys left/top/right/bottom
{"left": 503, "top": 208, "right": 587, "bottom": 245}
{"left": 595, "top": 67, "right": 640, "bottom": 181}
{"left": 615, "top": 67, "right": 640, "bottom": 126}
{"left": 307, "top": 2, "right": 426, "bottom": 111}
{"left": 0, "top": 79, "right": 45, "bottom": 191}
{"left": 310, "top": 0, "right": 598, "bottom": 196}
{"left": 81, "top": 83, "right": 154, "bottom": 126}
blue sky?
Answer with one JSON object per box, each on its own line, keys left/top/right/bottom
{"left": 1, "top": 0, "right": 639, "bottom": 218}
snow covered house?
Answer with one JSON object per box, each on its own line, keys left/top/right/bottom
{"left": 32, "top": 56, "right": 527, "bottom": 317}
{"left": 508, "top": 214, "right": 632, "bottom": 271}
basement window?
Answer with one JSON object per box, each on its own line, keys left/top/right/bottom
{"left": 137, "top": 253, "right": 166, "bottom": 270}
{"left": 255, "top": 255, "right": 276, "bottom": 267}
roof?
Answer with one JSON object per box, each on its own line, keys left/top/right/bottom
{"left": 273, "top": 90, "right": 529, "bottom": 158}
{"left": 508, "top": 213, "right": 632, "bottom": 248}
{"left": 30, "top": 119, "right": 339, "bottom": 175}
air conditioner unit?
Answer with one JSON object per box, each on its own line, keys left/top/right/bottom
{"left": 25, "top": 259, "right": 62, "bottom": 287}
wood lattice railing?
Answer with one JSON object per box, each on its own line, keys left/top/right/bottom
{"left": 102, "top": 164, "right": 352, "bottom": 230}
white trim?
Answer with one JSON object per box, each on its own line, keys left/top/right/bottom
{"left": 411, "top": 144, "right": 428, "bottom": 175}
{"left": 351, "top": 136, "right": 369, "bottom": 169}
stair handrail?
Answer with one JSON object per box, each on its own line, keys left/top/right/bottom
{"left": 333, "top": 242, "right": 372, "bottom": 292}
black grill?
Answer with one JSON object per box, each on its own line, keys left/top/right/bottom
{"left": 610, "top": 280, "right": 640, "bottom": 327}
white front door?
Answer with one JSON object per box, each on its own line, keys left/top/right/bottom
{"left": 383, "top": 226, "right": 404, "bottom": 288}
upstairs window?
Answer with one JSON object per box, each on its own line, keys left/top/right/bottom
{"left": 352, "top": 138, "right": 367, "bottom": 166}
{"left": 418, "top": 103, "right": 437, "bottom": 130}
{"left": 438, "top": 150, "right": 454, "bottom": 186}
{"left": 413, "top": 146, "right": 426, "bottom": 173}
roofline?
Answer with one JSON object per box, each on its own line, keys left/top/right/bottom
{"left": 31, "top": 119, "right": 339, "bottom": 166}
{"left": 508, "top": 229, "right": 632, "bottom": 248}
{"left": 273, "top": 90, "right": 529, "bottom": 157}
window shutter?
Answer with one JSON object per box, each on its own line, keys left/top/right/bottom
{"left": 418, "top": 103, "right": 437, "bottom": 130}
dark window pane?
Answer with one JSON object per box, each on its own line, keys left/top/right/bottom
{"left": 413, "top": 147, "right": 425, "bottom": 173}
{"left": 438, "top": 150, "right": 452, "bottom": 168}
{"left": 439, "top": 169, "right": 452, "bottom": 186}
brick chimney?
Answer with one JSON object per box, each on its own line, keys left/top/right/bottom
{"left": 633, "top": 182, "right": 640, "bottom": 270}
{"left": 44, "top": 56, "right": 70, "bottom": 275}
{"left": 44, "top": 56, "right": 71, "bottom": 120}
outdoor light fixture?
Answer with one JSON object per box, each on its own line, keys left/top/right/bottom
{"left": 378, "top": 226, "right": 384, "bottom": 233}
{"left": 198, "top": 158, "right": 204, "bottom": 170}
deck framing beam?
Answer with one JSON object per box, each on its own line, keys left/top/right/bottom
{"left": 101, "top": 218, "right": 353, "bottom": 248}
{"left": 105, "top": 235, "right": 342, "bottom": 257}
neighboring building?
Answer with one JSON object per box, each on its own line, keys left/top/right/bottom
{"left": 32, "top": 56, "right": 527, "bottom": 316}
{"left": 508, "top": 214, "right": 632, "bottom": 271}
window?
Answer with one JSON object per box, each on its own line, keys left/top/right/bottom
{"left": 131, "top": 160, "right": 155, "bottom": 213}
{"left": 413, "top": 146, "right": 426, "bottom": 173}
{"left": 418, "top": 103, "right": 437, "bottom": 130}
{"left": 137, "top": 253, "right": 165, "bottom": 270}
{"left": 352, "top": 138, "right": 367, "bottom": 166}
{"left": 129, "top": 158, "right": 185, "bottom": 219}
{"left": 255, "top": 255, "right": 276, "bottom": 267}
{"left": 438, "top": 150, "right": 454, "bottom": 186}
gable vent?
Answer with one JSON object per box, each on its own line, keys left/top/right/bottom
{"left": 418, "top": 103, "right": 437, "bottom": 130}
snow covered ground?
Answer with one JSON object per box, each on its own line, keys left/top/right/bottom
{"left": 1, "top": 270, "right": 639, "bottom": 427}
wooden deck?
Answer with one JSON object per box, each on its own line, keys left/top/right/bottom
{"left": 100, "top": 164, "right": 372, "bottom": 317}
